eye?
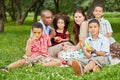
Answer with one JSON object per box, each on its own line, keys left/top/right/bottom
{"left": 33, "top": 32, "right": 36, "bottom": 34}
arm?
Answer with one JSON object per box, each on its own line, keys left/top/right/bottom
{"left": 79, "top": 21, "right": 88, "bottom": 40}
{"left": 79, "top": 39, "right": 91, "bottom": 58}
{"left": 104, "top": 32, "right": 112, "bottom": 38}
{"left": 103, "top": 20, "right": 113, "bottom": 38}
{"left": 49, "top": 29, "right": 56, "bottom": 39}
{"left": 25, "top": 43, "right": 32, "bottom": 57}
{"left": 25, "top": 37, "right": 35, "bottom": 57}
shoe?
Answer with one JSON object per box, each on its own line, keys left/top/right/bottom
{"left": 0, "top": 67, "right": 9, "bottom": 72}
{"left": 93, "top": 65, "right": 100, "bottom": 72}
{"left": 71, "top": 60, "right": 83, "bottom": 76}
{"left": 29, "top": 62, "right": 35, "bottom": 67}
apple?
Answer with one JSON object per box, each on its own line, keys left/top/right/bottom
{"left": 56, "top": 37, "right": 61, "bottom": 42}
{"left": 61, "top": 43, "right": 64, "bottom": 46}
{"left": 62, "top": 60, "right": 67, "bottom": 65}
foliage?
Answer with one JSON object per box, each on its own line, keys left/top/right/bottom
{"left": 105, "top": 0, "right": 120, "bottom": 11}
{"left": 0, "top": 12, "right": 120, "bottom": 79}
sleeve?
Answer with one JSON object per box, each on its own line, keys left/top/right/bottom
{"left": 105, "top": 20, "right": 113, "bottom": 33}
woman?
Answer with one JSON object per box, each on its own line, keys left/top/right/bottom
{"left": 73, "top": 8, "right": 88, "bottom": 45}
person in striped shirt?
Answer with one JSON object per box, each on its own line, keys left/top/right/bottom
{"left": 92, "top": 4, "right": 120, "bottom": 58}
{"left": 71, "top": 19, "right": 111, "bottom": 76}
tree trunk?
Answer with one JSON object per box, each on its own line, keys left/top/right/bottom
{"left": 87, "top": 0, "right": 105, "bottom": 19}
{"left": 15, "top": 0, "right": 40, "bottom": 25}
{"left": 5, "top": 0, "right": 16, "bottom": 21}
{"left": 54, "top": 0, "right": 59, "bottom": 13}
{"left": 0, "top": 0, "right": 5, "bottom": 33}
{"left": 33, "top": 2, "right": 40, "bottom": 22}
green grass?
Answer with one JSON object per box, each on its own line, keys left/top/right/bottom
{"left": 0, "top": 13, "right": 120, "bottom": 80}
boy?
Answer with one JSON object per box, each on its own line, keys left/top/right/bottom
{"left": 0, "top": 22, "right": 61, "bottom": 72}
{"left": 71, "top": 19, "right": 111, "bottom": 76}
{"left": 92, "top": 5, "right": 120, "bottom": 58}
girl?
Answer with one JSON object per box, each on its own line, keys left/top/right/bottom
{"left": 57, "top": 8, "right": 89, "bottom": 65}
{"left": 50, "top": 14, "right": 70, "bottom": 46}
{"left": 92, "top": 4, "right": 120, "bottom": 58}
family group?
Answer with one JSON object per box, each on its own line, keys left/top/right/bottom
{"left": 1, "top": 4, "right": 120, "bottom": 76}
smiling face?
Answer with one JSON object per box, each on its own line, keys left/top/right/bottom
{"left": 88, "top": 22, "right": 100, "bottom": 37}
{"left": 74, "top": 12, "right": 85, "bottom": 25}
{"left": 93, "top": 6, "right": 103, "bottom": 19}
{"left": 32, "top": 28, "right": 43, "bottom": 40}
{"left": 57, "top": 18, "right": 65, "bottom": 30}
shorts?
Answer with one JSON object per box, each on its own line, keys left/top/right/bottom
{"left": 22, "top": 55, "right": 52, "bottom": 65}
{"left": 77, "top": 56, "right": 110, "bottom": 68}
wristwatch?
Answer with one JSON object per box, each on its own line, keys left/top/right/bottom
{"left": 91, "top": 49, "right": 96, "bottom": 54}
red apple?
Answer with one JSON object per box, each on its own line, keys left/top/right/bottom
{"left": 56, "top": 37, "right": 61, "bottom": 42}
{"left": 62, "top": 60, "right": 67, "bottom": 65}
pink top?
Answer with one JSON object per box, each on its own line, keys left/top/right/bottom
{"left": 26, "top": 34, "right": 51, "bottom": 58}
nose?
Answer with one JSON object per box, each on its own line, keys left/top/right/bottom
{"left": 49, "top": 17, "right": 53, "bottom": 21}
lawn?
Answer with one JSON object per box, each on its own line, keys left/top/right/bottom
{"left": 0, "top": 12, "right": 120, "bottom": 80}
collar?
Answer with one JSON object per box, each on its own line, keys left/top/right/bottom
{"left": 89, "top": 33, "right": 103, "bottom": 41}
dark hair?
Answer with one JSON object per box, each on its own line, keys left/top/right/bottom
{"left": 72, "top": 8, "right": 87, "bottom": 44}
{"left": 53, "top": 14, "right": 70, "bottom": 30}
{"left": 32, "top": 22, "right": 43, "bottom": 30}
{"left": 93, "top": 4, "right": 104, "bottom": 12}
{"left": 88, "top": 19, "right": 100, "bottom": 27}
{"left": 40, "top": 9, "right": 52, "bottom": 16}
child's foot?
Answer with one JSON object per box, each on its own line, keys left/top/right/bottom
{"left": 29, "top": 62, "right": 35, "bottom": 67}
{"left": 71, "top": 60, "right": 83, "bottom": 76}
{"left": 93, "top": 65, "right": 100, "bottom": 72}
{"left": 0, "top": 67, "right": 9, "bottom": 72}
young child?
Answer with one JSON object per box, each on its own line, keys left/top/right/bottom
{"left": 92, "top": 4, "right": 120, "bottom": 58}
{"left": 0, "top": 22, "right": 61, "bottom": 72}
{"left": 50, "top": 14, "right": 70, "bottom": 46}
{"left": 71, "top": 19, "right": 111, "bottom": 76}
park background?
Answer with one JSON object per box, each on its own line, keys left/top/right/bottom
{"left": 0, "top": 0, "right": 120, "bottom": 80}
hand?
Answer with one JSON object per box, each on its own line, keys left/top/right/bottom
{"left": 30, "top": 36, "right": 36, "bottom": 44}
{"left": 86, "top": 47, "right": 94, "bottom": 53}
{"left": 55, "top": 36, "right": 62, "bottom": 43}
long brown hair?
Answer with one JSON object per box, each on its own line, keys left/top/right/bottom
{"left": 72, "top": 8, "right": 87, "bottom": 45}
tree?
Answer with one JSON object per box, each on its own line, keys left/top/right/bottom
{"left": 5, "top": 0, "right": 17, "bottom": 21}
{"left": 33, "top": 0, "right": 44, "bottom": 22}
{"left": 14, "top": 0, "right": 40, "bottom": 25}
{"left": 0, "top": 0, "right": 6, "bottom": 33}
{"left": 87, "top": 0, "right": 105, "bottom": 19}
{"left": 54, "top": 0, "right": 60, "bottom": 13}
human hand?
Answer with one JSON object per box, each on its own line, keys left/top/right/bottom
{"left": 30, "top": 36, "right": 36, "bottom": 44}
{"left": 86, "top": 47, "right": 94, "bottom": 53}
{"left": 55, "top": 36, "right": 62, "bottom": 43}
